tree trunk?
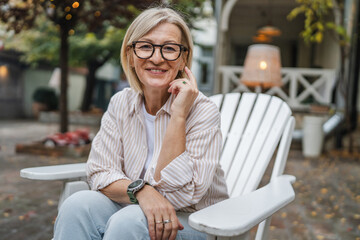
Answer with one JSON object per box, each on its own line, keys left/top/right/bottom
{"left": 59, "top": 26, "right": 69, "bottom": 133}
{"left": 81, "top": 62, "right": 99, "bottom": 112}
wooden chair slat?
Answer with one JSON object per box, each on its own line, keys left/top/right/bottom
{"left": 230, "top": 96, "right": 283, "bottom": 196}
{"left": 209, "top": 94, "right": 223, "bottom": 109}
{"left": 243, "top": 102, "right": 292, "bottom": 194}
{"left": 220, "top": 93, "right": 256, "bottom": 175}
{"left": 218, "top": 93, "right": 241, "bottom": 146}
{"left": 226, "top": 94, "right": 271, "bottom": 196}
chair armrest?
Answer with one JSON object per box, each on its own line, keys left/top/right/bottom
{"left": 20, "top": 163, "right": 87, "bottom": 181}
{"left": 188, "top": 175, "right": 295, "bottom": 237}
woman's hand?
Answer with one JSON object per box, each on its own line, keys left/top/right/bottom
{"left": 137, "top": 185, "right": 184, "bottom": 240}
{"left": 168, "top": 66, "right": 199, "bottom": 120}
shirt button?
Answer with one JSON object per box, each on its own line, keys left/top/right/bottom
{"left": 143, "top": 145, "right": 146, "bottom": 149}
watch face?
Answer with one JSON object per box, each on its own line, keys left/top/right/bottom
{"left": 129, "top": 179, "right": 143, "bottom": 189}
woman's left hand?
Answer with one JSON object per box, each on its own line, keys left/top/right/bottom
{"left": 137, "top": 185, "right": 184, "bottom": 240}
{"left": 168, "top": 66, "right": 199, "bottom": 120}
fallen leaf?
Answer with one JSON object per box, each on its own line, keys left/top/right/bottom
{"left": 26, "top": 210, "right": 37, "bottom": 218}
{"left": 320, "top": 188, "right": 328, "bottom": 195}
{"left": 324, "top": 213, "right": 334, "bottom": 219}
{"left": 5, "top": 194, "right": 14, "bottom": 201}
{"left": 47, "top": 199, "right": 55, "bottom": 206}
{"left": 3, "top": 208, "right": 12, "bottom": 217}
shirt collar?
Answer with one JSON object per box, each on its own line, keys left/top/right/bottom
{"left": 129, "top": 91, "right": 175, "bottom": 116}
{"left": 129, "top": 91, "right": 143, "bottom": 116}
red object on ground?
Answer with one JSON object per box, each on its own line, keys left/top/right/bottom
{"left": 43, "top": 129, "right": 91, "bottom": 147}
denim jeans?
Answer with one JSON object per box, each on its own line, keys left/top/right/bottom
{"left": 53, "top": 190, "right": 206, "bottom": 240}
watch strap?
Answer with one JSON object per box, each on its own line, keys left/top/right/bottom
{"left": 127, "top": 180, "right": 150, "bottom": 204}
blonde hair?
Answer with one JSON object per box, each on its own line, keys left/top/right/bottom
{"left": 120, "top": 7, "right": 193, "bottom": 94}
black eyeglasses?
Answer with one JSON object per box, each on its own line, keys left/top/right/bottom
{"left": 132, "top": 41, "right": 188, "bottom": 61}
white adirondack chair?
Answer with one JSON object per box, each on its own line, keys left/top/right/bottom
{"left": 20, "top": 92, "right": 296, "bottom": 240}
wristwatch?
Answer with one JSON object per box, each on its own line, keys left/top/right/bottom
{"left": 127, "top": 179, "right": 150, "bottom": 204}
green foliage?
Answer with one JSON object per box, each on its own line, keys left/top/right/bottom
{"left": 69, "top": 25, "right": 125, "bottom": 67}
{"left": 4, "top": 15, "right": 60, "bottom": 66}
{"left": 4, "top": 14, "right": 124, "bottom": 68}
{"left": 170, "top": 0, "right": 206, "bottom": 28}
{"left": 287, "top": 0, "right": 349, "bottom": 45}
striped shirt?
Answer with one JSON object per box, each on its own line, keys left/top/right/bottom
{"left": 86, "top": 88, "right": 229, "bottom": 212}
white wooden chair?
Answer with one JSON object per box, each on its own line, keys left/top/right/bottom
{"left": 21, "top": 92, "right": 296, "bottom": 240}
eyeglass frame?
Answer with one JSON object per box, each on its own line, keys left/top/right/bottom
{"left": 131, "top": 41, "right": 188, "bottom": 61}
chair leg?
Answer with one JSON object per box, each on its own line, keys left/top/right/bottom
{"left": 255, "top": 217, "right": 271, "bottom": 240}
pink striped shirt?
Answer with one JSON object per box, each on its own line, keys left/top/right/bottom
{"left": 86, "top": 88, "right": 229, "bottom": 212}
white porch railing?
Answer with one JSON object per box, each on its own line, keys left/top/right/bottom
{"left": 219, "top": 66, "right": 337, "bottom": 110}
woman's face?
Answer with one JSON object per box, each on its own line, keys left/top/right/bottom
{"left": 130, "top": 22, "right": 186, "bottom": 92}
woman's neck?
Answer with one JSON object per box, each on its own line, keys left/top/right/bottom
{"left": 143, "top": 88, "right": 170, "bottom": 115}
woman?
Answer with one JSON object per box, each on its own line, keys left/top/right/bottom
{"left": 54, "top": 6, "right": 228, "bottom": 240}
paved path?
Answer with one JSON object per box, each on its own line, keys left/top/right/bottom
{"left": 0, "top": 120, "right": 359, "bottom": 240}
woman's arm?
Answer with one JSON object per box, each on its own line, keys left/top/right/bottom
{"left": 86, "top": 94, "right": 130, "bottom": 191}
{"left": 151, "top": 67, "right": 225, "bottom": 210}
{"left": 154, "top": 67, "right": 198, "bottom": 181}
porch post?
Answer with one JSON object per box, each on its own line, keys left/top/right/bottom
{"left": 214, "top": 0, "right": 238, "bottom": 94}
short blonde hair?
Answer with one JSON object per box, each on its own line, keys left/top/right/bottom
{"left": 120, "top": 7, "right": 193, "bottom": 94}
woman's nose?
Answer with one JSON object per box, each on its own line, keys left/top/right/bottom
{"left": 149, "top": 47, "right": 164, "bottom": 63}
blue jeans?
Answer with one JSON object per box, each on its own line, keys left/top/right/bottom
{"left": 53, "top": 190, "right": 206, "bottom": 240}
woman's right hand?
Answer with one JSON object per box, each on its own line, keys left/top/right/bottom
{"left": 136, "top": 185, "right": 184, "bottom": 240}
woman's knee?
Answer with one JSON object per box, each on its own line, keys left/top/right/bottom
{"left": 108, "top": 205, "right": 147, "bottom": 228}
{"left": 105, "top": 205, "right": 149, "bottom": 239}
{"left": 59, "top": 190, "right": 105, "bottom": 214}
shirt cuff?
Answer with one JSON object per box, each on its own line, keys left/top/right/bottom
{"left": 88, "top": 171, "right": 130, "bottom": 191}
{"left": 149, "top": 152, "right": 193, "bottom": 192}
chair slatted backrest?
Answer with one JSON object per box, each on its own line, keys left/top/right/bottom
{"left": 218, "top": 93, "right": 241, "bottom": 146}
{"left": 209, "top": 93, "right": 292, "bottom": 198}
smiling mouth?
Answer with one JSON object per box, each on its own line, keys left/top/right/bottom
{"left": 147, "top": 69, "right": 167, "bottom": 73}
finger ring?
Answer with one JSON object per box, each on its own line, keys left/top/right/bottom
{"left": 163, "top": 219, "right": 171, "bottom": 224}
{"left": 155, "top": 220, "right": 163, "bottom": 224}
{"left": 182, "top": 81, "right": 187, "bottom": 85}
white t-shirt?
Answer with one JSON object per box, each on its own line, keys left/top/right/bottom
{"left": 140, "top": 102, "right": 156, "bottom": 179}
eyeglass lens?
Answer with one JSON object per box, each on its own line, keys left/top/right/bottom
{"left": 134, "top": 42, "right": 182, "bottom": 61}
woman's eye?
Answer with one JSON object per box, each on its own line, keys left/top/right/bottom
{"left": 163, "top": 46, "right": 177, "bottom": 52}
{"left": 139, "top": 44, "right": 152, "bottom": 50}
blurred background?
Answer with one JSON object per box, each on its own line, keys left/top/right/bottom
{"left": 0, "top": 0, "right": 359, "bottom": 239}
